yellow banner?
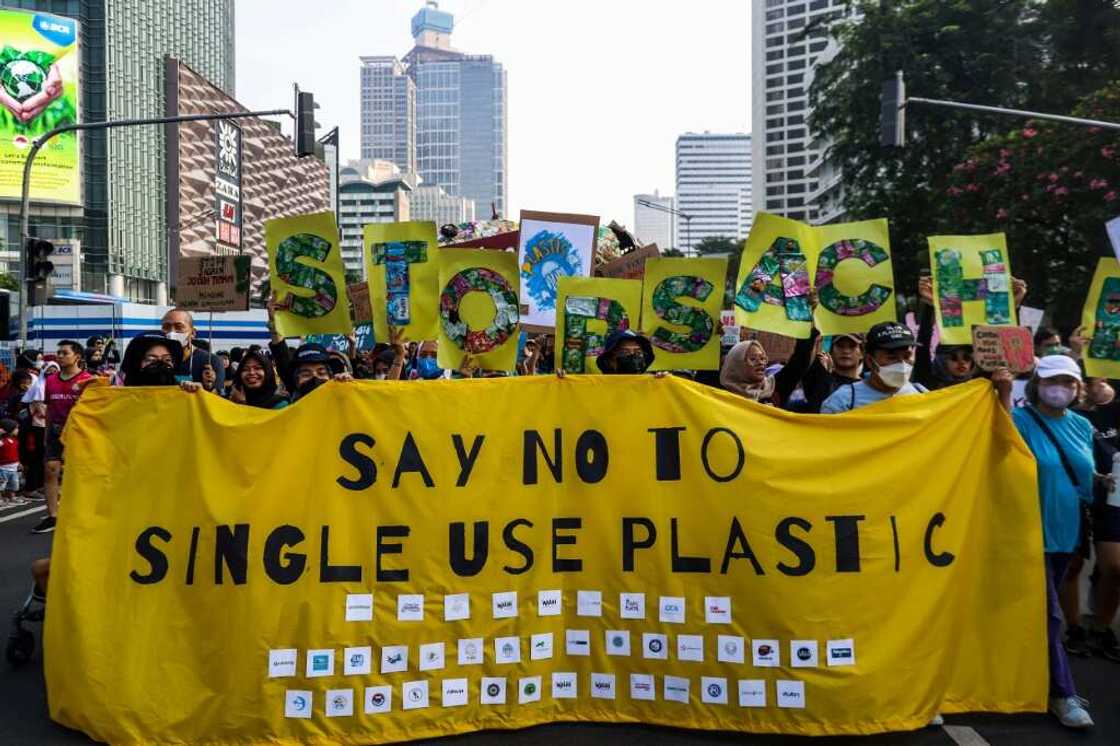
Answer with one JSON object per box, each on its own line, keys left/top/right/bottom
{"left": 266, "top": 212, "right": 352, "bottom": 337}
{"left": 436, "top": 249, "right": 521, "bottom": 372}
{"left": 640, "top": 257, "right": 727, "bottom": 371}
{"left": 928, "top": 233, "right": 1017, "bottom": 346}
{"left": 1080, "top": 257, "right": 1120, "bottom": 378}
{"left": 813, "top": 219, "right": 896, "bottom": 335}
{"left": 733, "top": 214, "right": 819, "bottom": 339}
{"left": 364, "top": 222, "right": 441, "bottom": 343}
{"left": 47, "top": 379, "right": 1046, "bottom": 744}
{"left": 555, "top": 277, "right": 643, "bottom": 374}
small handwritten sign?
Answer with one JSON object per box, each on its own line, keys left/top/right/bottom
{"left": 972, "top": 325, "right": 1035, "bottom": 373}
{"left": 176, "top": 256, "right": 250, "bottom": 312}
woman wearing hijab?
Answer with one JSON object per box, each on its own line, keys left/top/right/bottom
{"left": 719, "top": 340, "right": 809, "bottom": 407}
{"left": 229, "top": 348, "right": 288, "bottom": 409}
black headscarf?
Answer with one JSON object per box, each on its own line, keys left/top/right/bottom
{"left": 236, "top": 348, "right": 286, "bottom": 408}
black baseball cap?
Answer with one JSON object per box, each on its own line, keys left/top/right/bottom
{"left": 865, "top": 322, "right": 918, "bottom": 352}
{"left": 293, "top": 343, "right": 345, "bottom": 374}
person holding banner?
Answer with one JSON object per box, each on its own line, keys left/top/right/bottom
{"left": 1012, "top": 355, "right": 1113, "bottom": 729}
{"left": 798, "top": 332, "right": 864, "bottom": 412}
{"left": 228, "top": 349, "right": 288, "bottom": 410}
{"left": 160, "top": 309, "right": 226, "bottom": 390}
{"left": 820, "top": 322, "right": 927, "bottom": 413}
{"left": 287, "top": 344, "right": 352, "bottom": 402}
{"left": 409, "top": 340, "right": 452, "bottom": 380}
{"left": 595, "top": 329, "right": 654, "bottom": 374}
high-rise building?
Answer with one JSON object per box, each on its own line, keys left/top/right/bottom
{"left": 751, "top": 0, "right": 851, "bottom": 224}
{"left": 358, "top": 2, "right": 507, "bottom": 218}
{"left": 0, "top": 0, "right": 236, "bottom": 304}
{"left": 337, "top": 160, "right": 414, "bottom": 276}
{"left": 675, "top": 133, "right": 752, "bottom": 254}
{"left": 633, "top": 191, "right": 675, "bottom": 251}
{"left": 410, "top": 185, "right": 474, "bottom": 228}
{"left": 359, "top": 56, "right": 416, "bottom": 176}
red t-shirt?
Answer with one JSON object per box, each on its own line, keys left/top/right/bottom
{"left": 44, "top": 370, "right": 93, "bottom": 427}
{"left": 0, "top": 434, "right": 18, "bottom": 465}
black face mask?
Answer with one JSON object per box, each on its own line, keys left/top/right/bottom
{"left": 132, "top": 362, "right": 177, "bottom": 387}
{"left": 615, "top": 352, "right": 646, "bottom": 374}
{"left": 297, "top": 377, "right": 326, "bottom": 397}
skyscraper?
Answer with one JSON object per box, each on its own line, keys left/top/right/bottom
{"left": 359, "top": 57, "right": 416, "bottom": 176}
{"left": 751, "top": 0, "right": 851, "bottom": 224}
{"left": 633, "top": 191, "right": 675, "bottom": 251}
{"left": 675, "top": 133, "right": 752, "bottom": 254}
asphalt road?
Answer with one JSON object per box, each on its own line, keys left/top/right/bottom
{"left": 0, "top": 502, "right": 1115, "bottom": 746}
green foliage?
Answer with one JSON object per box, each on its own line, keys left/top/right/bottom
{"left": 693, "top": 235, "right": 745, "bottom": 308}
{"left": 0, "top": 273, "right": 19, "bottom": 292}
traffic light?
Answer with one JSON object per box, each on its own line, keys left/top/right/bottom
{"left": 294, "top": 89, "right": 318, "bottom": 158}
{"left": 25, "top": 237, "right": 54, "bottom": 283}
{"left": 880, "top": 70, "right": 906, "bottom": 147}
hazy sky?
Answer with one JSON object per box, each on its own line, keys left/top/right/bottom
{"left": 235, "top": 0, "right": 750, "bottom": 228}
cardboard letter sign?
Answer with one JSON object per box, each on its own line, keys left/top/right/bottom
{"left": 971, "top": 325, "right": 1034, "bottom": 374}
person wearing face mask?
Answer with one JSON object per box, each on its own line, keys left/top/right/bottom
{"left": 160, "top": 308, "right": 226, "bottom": 390}
{"left": 121, "top": 332, "right": 186, "bottom": 387}
{"left": 287, "top": 343, "right": 352, "bottom": 402}
{"left": 228, "top": 348, "right": 288, "bottom": 409}
{"left": 595, "top": 329, "right": 654, "bottom": 375}
{"left": 1011, "top": 355, "right": 1114, "bottom": 728}
{"left": 410, "top": 340, "right": 452, "bottom": 380}
{"left": 820, "top": 322, "right": 928, "bottom": 413}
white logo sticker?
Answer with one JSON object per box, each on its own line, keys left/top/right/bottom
{"left": 441, "top": 678, "right": 469, "bottom": 708}
{"left": 659, "top": 596, "right": 686, "bottom": 624}
{"left": 402, "top": 680, "right": 429, "bottom": 711}
{"left": 677, "top": 634, "right": 705, "bottom": 663}
{"left": 345, "top": 593, "right": 373, "bottom": 622}
{"left": 704, "top": 596, "right": 732, "bottom": 625}
{"left": 380, "top": 645, "right": 408, "bottom": 674}
{"left": 364, "top": 685, "right": 392, "bottom": 714}
{"left": 630, "top": 673, "right": 656, "bottom": 701}
{"left": 494, "top": 635, "right": 521, "bottom": 664}
{"left": 444, "top": 593, "right": 470, "bottom": 622}
{"left": 285, "top": 689, "right": 313, "bottom": 719}
{"left": 663, "top": 675, "right": 690, "bottom": 704}
{"left": 605, "top": 630, "right": 631, "bottom": 656}
{"left": 777, "top": 679, "right": 806, "bottom": 709}
{"left": 577, "top": 590, "right": 602, "bottom": 617}
{"left": 620, "top": 592, "right": 645, "bottom": 620}
{"left": 701, "top": 676, "right": 728, "bottom": 705}
{"left": 306, "top": 648, "right": 335, "bottom": 678}
{"left": 752, "top": 639, "right": 780, "bottom": 668}
{"left": 790, "top": 639, "right": 819, "bottom": 668}
{"left": 530, "top": 632, "right": 554, "bottom": 660}
{"left": 642, "top": 632, "right": 669, "bottom": 660}
{"left": 827, "top": 638, "right": 856, "bottom": 667}
{"left": 590, "top": 672, "right": 617, "bottom": 700}
{"left": 492, "top": 590, "right": 518, "bottom": 619}
{"left": 738, "top": 679, "right": 767, "bottom": 708}
{"left": 325, "top": 688, "right": 354, "bottom": 717}
{"left": 419, "top": 642, "right": 446, "bottom": 672}
{"left": 481, "top": 676, "right": 507, "bottom": 705}
{"left": 538, "top": 589, "right": 562, "bottom": 616}
{"left": 565, "top": 629, "right": 591, "bottom": 656}
{"left": 268, "top": 648, "right": 297, "bottom": 678}
{"left": 551, "top": 672, "right": 578, "bottom": 699}
{"left": 397, "top": 593, "right": 424, "bottom": 622}
{"left": 458, "top": 637, "right": 484, "bottom": 666}
{"left": 717, "top": 635, "right": 745, "bottom": 664}
{"left": 519, "top": 675, "right": 542, "bottom": 704}
{"left": 343, "top": 646, "right": 372, "bottom": 676}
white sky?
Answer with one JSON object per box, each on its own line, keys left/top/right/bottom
{"left": 235, "top": 0, "right": 750, "bottom": 229}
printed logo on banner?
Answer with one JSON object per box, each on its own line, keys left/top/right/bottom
{"left": 343, "top": 646, "right": 372, "bottom": 676}
{"left": 777, "top": 680, "right": 806, "bottom": 709}
{"left": 444, "top": 593, "right": 470, "bottom": 622}
{"left": 494, "top": 636, "right": 521, "bottom": 664}
{"left": 345, "top": 593, "right": 373, "bottom": 622}
{"left": 397, "top": 594, "right": 424, "bottom": 622}
{"left": 643, "top": 632, "right": 669, "bottom": 660}
{"left": 326, "top": 688, "right": 354, "bottom": 717}
{"left": 791, "top": 640, "right": 819, "bottom": 668}
{"left": 268, "top": 648, "right": 297, "bottom": 678}
{"left": 677, "top": 634, "right": 705, "bottom": 663}
{"left": 530, "top": 632, "right": 554, "bottom": 660}
{"left": 284, "top": 690, "right": 313, "bottom": 719}
{"left": 701, "top": 677, "right": 728, "bottom": 705}
{"left": 419, "top": 642, "right": 446, "bottom": 671}
{"left": 538, "top": 589, "right": 562, "bottom": 616}
{"left": 492, "top": 591, "right": 518, "bottom": 619}
{"left": 663, "top": 675, "right": 691, "bottom": 704}
{"left": 458, "top": 637, "right": 484, "bottom": 666}
{"left": 481, "top": 676, "right": 507, "bottom": 705}
{"left": 552, "top": 672, "right": 578, "bottom": 699}
{"left": 752, "top": 639, "right": 780, "bottom": 667}
{"left": 591, "top": 673, "right": 617, "bottom": 700}
{"left": 306, "top": 648, "right": 334, "bottom": 678}
{"left": 519, "top": 676, "right": 542, "bottom": 704}
{"left": 380, "top": 645, "right": 408, "bottom": 674}
{"left": 704, "top": 596, "right": 732, "bottom": 625}
{"left": 630, "top": 673, "right": 656, "bottom": 701}
{"left": 441, "top": 678, "right": 469, "bottom": 708}
{"left": 620, "top": 592, "right": 646, "bottom": 620}
{"left": 364, "top": 685, "right": 392, "bottom": 714}
{"left": 565, "top": 629, "right": 591, "bottom": 656}
{"left": 827, "top": 638, "right": 856, "bottom": 666}
{"left": 577, "top": 590, "right": 602, "bottom": 617}
{"left": 605, "top": 630, "right": 631, "bottom": 656}
{"left": 738, "top": 680, "right": 767, "bottom": 708}
{"left": 659, "top": 596, "right": 686, "bottom": 624}
{"left": 402, "top": 680, "right": 429, "bottom": 711}
{"left": 717, "top": 635, "right": 745, "bottom": 664}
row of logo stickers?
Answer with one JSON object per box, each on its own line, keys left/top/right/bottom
{"left": 1081, "top": 257, "right": 1120, "bottom": 379}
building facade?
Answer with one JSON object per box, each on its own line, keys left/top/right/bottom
{"left": 633, "top": 191, "right": 675, "bottom": 251}
{"left": 359, "top": 56, "right": 416, "bottom": 176}
{"left": 410, "top": 184, "right": 474, "bottom": 228}
{"left": 337, "top": 160, "right": 413, "bottom": 277}
{"left": 751, "top": 0, "right": 850, "bottom": 224}
{"left": 674, "top": 133, "right": 752, "bottom": 254}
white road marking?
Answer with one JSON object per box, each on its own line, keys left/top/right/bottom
{"left": 0, "top": 505, "right": 46, "bottom": 524}
{"left": 944, "top": 725, "right": 991, "bottom": 746}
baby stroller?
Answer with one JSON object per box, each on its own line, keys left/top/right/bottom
{"left": 6, "top": 583, "right": 45, "bottom": 666}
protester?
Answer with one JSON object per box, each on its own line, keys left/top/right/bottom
{"left": 1035, "top": 327, "right": 1068, "bottom": 358}
{"left": 84, "top": 336, "right": 119, "bottom": 374}
{"left": 16, "top": 349, "right": 43, "bottom": 374}
{"left": 596, "top": 329, "right": 654, "bottom": 374}
{"left": 1012, "top": 355, "right": 1109, "bottom": 728}
{"left": 798, "top": 333, "right": 864, "bottom": 412}
{"left": 287, "top": 343, "right": 352, "bottom": 402}
{"left": 0, "top": 418, "right": 24, "bottom": 507}
{"left": 719, "top": 339, "right": 808, "bottom": 407}
{"left": 820, "top": 322, "right": 928, "bottom": 413}
{"left": 121, "top": 332, "right": 185, "bottom": 387}
{"left": 410, "top": 340, "right": 452, "bottom": 380}
{"left": 228, "top": 348, "right": 288, "bottom": 409}
{"left": 160, "top": 308, "right": 226, "bottom": 388}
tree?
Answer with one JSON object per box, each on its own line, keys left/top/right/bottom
{"left": 0, "top": 273, "right": 19, "bottom": 292}
{"left": 693, "top": 236, "right": 745, "bottom": 307}
{"left": 809, "top": 0, "right": 1120, "bottom": 303}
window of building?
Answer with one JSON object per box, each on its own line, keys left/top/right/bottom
{"left": 766, "top": 50, "right": 784, "bottom": 61}
{"left": 787, "top": 73, "right": 804, "bottom": 85}
{"left": 766, "top": 186, "right": 786, "bottom": 196}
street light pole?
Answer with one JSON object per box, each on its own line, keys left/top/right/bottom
{"left": 18, "top": 108, "right": 290, "bottom": 347}
{"left": 635, "top": 198, "right": 694, "bottom": 256}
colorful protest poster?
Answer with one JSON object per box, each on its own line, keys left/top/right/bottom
{"left": 264, "top": 212, "right": 351, "bottom": 338}
{"left": 641, "top": 257, "right": 727, "bottom": 371}
{"left": 813, "top": 219, "right": 895, "bottom": 335}
{"left": 174, "top": 256, "right": 250, "bottom": 312}
{"left": 733, "top": 213, "right": 818, "bottom": 339}
{"left": 518, "top": 210, "right": 598, "bottom": 327}
{"left": 555, "top": 276, "right": 642, "bottom": 374}
{"left": 437, "top": 249, "right": 520, "bottom": 371}
{"left": 1080, "top": 257, "right": 1120, "bottom": 379}
{"left": 927, "top": 233, "right": 1016, "bottom": 346}
{"left": 364, "top": 221, "right": 440, "bottom": 343}
{"left": 971, "top": 325, "right": 1034, "bottom": 374}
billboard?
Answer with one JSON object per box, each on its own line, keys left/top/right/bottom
{"left": 214, "top": 119, "right": 241, "bottom": 248}
{"left": 0, "top": 9, "right": 81, "bottom": 204}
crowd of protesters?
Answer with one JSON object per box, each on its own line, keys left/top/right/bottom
{"left": 8, "top": 274, "right": 1119, "bottom": 731}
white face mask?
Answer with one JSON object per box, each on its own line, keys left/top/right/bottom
{"left": 876, "top": 361, "right": 913, "bottom": 388}
{"left": 1039, "top": 383, "right": 1076, "bottom": 409}
{"left": 166, "top": 331, "right": 190, "bottom": 348}
{"left": 374, "top": 373, "right": 387, "bottom": 381}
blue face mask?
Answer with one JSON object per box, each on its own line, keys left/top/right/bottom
{"left": 417, "top": 356, "right": 443, "bottom": 380}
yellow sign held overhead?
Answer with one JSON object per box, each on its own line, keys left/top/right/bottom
{"left": 265, "top": 211, "right": 352, "bottom": 337}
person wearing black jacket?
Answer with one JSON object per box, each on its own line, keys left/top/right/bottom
{"left": 797, "top": 330, "right": 863, "bottom": 413}
{"left": 228, "top": 348, "right": 288, "bottom": 410}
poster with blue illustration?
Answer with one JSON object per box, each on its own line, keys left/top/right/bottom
{"left": 517, "top": 210, "right": 599, "bottom": 327}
